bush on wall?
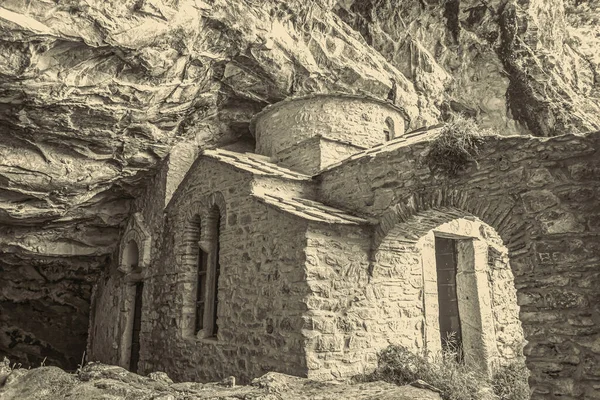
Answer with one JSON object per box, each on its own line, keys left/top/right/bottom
{"left": 425, "top": 116, "right": 497, "bottom": 176}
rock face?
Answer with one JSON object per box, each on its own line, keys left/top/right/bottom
{"left": 0, "top": 0, "right": 598, "bottom": 371}
{"left": 0, "top": 362, "right": 442, "bottom": 400}
{"left": 0, "top": 254, "right": 108, "bottom": 369}
{"left": 334, "top": 0, "right": 600, "bottom": 137}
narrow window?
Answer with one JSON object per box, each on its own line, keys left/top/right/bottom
{"left": 199, "top": 207, "right": 222, "bottom": 339}
{"left": 211, "top": 213, "right": 221, "bottom": 336}
{"left": 435, "top": 236, "right": 463, "bottom": 360}
{"left": 384, "top": 117, "right": 395, "bottom": 141}
{"left": 185, "top": 215, "right": 202, "bottom": 337}
{"left": 195, "top": 248, "right": 209, "bottom": 333}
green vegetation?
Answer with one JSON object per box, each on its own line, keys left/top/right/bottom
{"left": 366, "top": 345, "right": 530, "bottom": 400}
{"left": 425, "top": 116, "right": 496, "bottom": 176}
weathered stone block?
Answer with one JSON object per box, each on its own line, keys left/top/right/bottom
{"left": 521, "top": 190, "right": 560, "bottom": 213}
{"left": 537, "top": 209, "right": 585, "bottom": 234}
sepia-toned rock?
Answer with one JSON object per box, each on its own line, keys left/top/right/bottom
{"left": 0, "top": 1, "right": 599, "bottom": 399}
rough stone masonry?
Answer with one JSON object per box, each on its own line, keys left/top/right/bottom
{"left": 86, "top": 94, "right": 600, "bottom": 399}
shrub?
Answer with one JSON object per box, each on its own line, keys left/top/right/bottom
{"left": 367, "top": 344, "right": 531, "bottom": 400}
{"left": 370, "top": 345, "right": 489, "bottom": 400}
{"left": 492, "top": 362, "right": 531, "bottom": 400}
{"left": 425, "top": 116, "right": 496, "bottom": 176}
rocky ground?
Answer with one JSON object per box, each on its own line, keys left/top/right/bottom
{"left": 0, "top": 361, "right": 440, "bottom": 400}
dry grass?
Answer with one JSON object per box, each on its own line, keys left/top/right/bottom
{"left": 425, "top": 116, "right": 497, "bottom": 176}
{"left": 491, "top": 362, "right": 531, "bottom": 400}
{"left": 365, "top": 344, "right": 530, "bottom": 400}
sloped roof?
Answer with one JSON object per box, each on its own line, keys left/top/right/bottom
{"left": 253, "top": 192, "right": 370, "bottom": 225}
{"left": 202, "top": 149, "right": 312, "bottom": 181}
{"left": 319, "top": 126, "right": 443, "bottom": 173}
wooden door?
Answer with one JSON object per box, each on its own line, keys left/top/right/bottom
{"left": 434, "top": 237, "right": 463, "bottom": 357}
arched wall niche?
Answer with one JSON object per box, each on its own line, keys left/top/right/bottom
{"left": 118, "top": 213, "right": 152, "bottom": 274}
{"left": 123, "top": 240, "right": 139, "bottom": 269}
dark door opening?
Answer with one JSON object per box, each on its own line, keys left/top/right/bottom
{"left": 434, "top": 237, "right": 463, "bottom": 359}
{"left": 129, "top": 281, "right": 144, "bottom": 373}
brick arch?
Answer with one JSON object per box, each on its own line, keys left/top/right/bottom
{"left": 201, "top": 192, "right": 226, "bottom": 243}
{"left": 119, "top": 213, "right": 152, "bottom": 274}
{"left": 181, "top": 199, "right": 206, "bottom": 226}
{"left": 205, "top": 191, "right": 227, "bottom": 221}
{"left": 174, "top": 199, "right": 205, "bottom": 268}
{"left": 179, "top": 200, "right": 205, "bottom": 262}
{"left": 174, "top": 193, "right": 225, "bottom": 270}
{"left": 373, "top": 189, "right": 533, "bottom": 256}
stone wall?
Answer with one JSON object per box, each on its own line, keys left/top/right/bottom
{"left": 302, "top": 216, "right": 525, "bottom": 380}
{"left": 88, "top": 152, "right": 173, "bottom": 370}
{"left": 276, "top": 137, "right": 323, "bottom": 175}
{"left": 319, "top": 139, "right": 367, "bottom": 172}
{"left": 276, "top": 136, "right": 368, "bottom": 175}
{"left": 303, "top": 223, "right": 427, "bottom": 380}
{"left": 303, "top": 224, "right": 372, "bottom": 380}
{"left": 141, "top": 158, "right": 312, "bottom": 383}
{"left": 252, "top": 95, "right": 407, "bottom": 158}
{"left": 318, "top": 131, "right": 600, "bottom": 398}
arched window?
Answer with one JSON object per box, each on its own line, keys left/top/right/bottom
{"left": 384, "top": 117, "right": 395, "bottom": 141}
{"left": 192, "top": 216, "right": 208, "bottom": 334}
{"left": 203, "top": 206, "right": 222, "bottom": 338}
{"left": 192, "top": 205, "right": 223, "bottom": 339}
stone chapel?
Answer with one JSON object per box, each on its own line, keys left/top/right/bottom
{"left": 87, "top": 94, "right": 600, "bottom": 395}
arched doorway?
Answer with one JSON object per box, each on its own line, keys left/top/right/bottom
{"left": 373, "top": 211, "right": 527, "bottom": 376}
{"left": 119, "top": 239, "right": 144, "bottom": 373}
{"left": 418, "top": 218, "right": 525, "bottom": 372}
